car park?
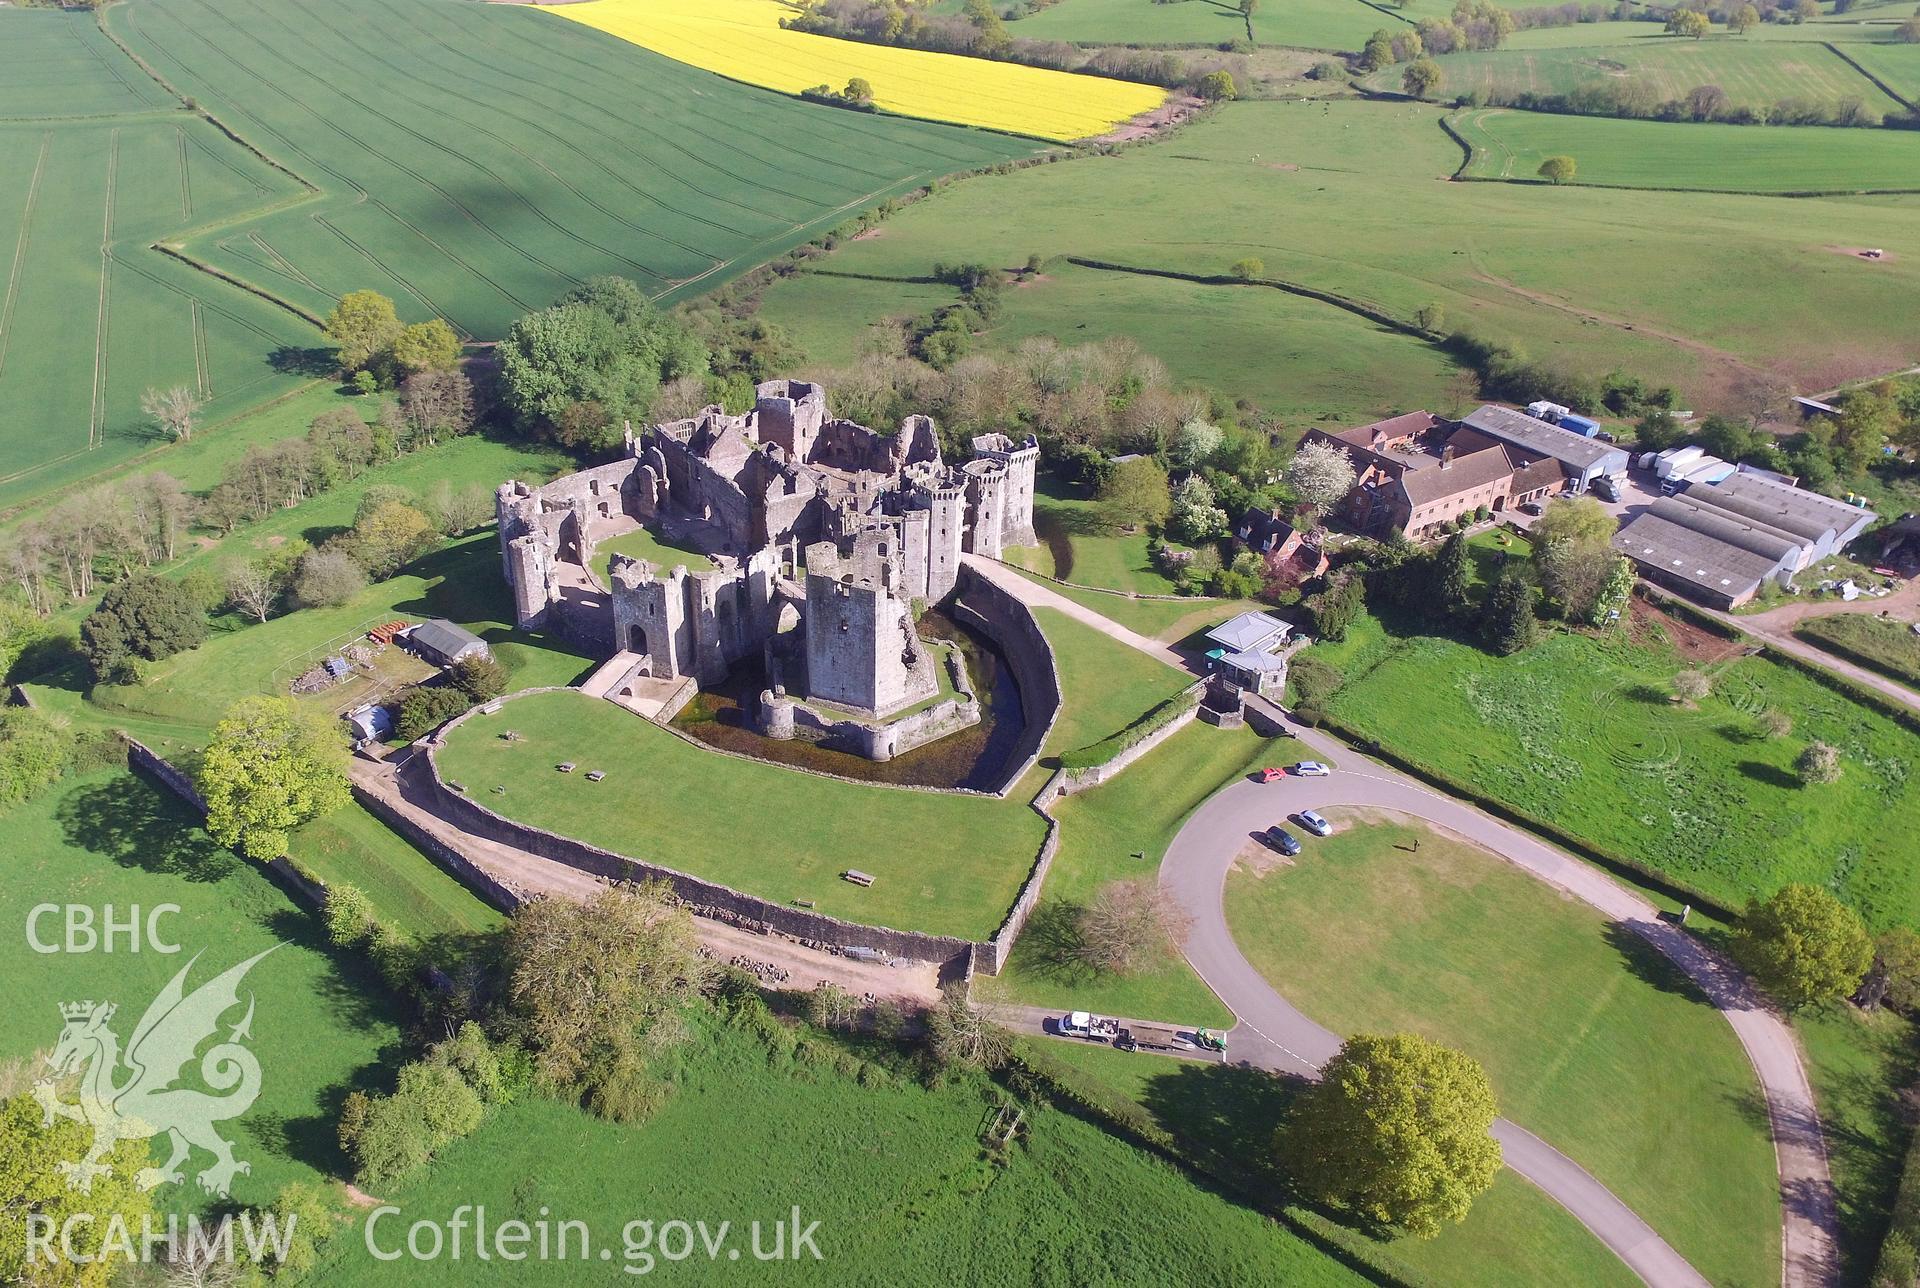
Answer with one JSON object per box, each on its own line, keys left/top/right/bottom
{"left": 1298, "top": 810, "right": 1333, "bottom": 837}
{"left": 1264, "top": 827, "right": 1302, "bottom": 856}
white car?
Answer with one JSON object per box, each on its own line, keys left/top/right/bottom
{"left": 1290, "top": 761, "right": 1331, "bottom": 777}
{"left": 1298, "top": 810, "right": 1334, "bottom": 837}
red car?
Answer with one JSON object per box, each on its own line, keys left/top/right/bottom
{"left": 1257, "top": 767, "right": 1287, "bottom": 783}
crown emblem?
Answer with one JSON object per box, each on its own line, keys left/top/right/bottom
{"left": 59, "top": 1001, "right": 101, "bottom": 1021}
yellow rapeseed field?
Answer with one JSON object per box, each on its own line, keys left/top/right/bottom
{"left": 545, "top": 0, "right": 1166, "bottom": 141}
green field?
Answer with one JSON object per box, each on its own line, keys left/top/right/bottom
{"left": 753, "top": 99, "right": 1920, "bottom": 413}
{"left": 1391, "top": 37, "right": 1907, "bottom": 116}
{"left": 1842, "top": 40, "right": 1920, "bottom": 105}
{"left": 1225, "top": 819, "right": 1780, "bottom": 1286}
{"left": 3, "top": 769, "right": 404, "bottom": 1211}
{"left": 436, "top": 688, "right": 1049, "bottom": 939}
{"left": 1797, "top": 612, "right": 1920, "bottom": 693}
{"left": 1452, "top": 107, "right": 1920, "bottom": 191}
{"left": 1031, "top": 606, "right": 1193, "bottom": 758}
{"left": 1006, "top": 475, "right": 1179, "bottom": 594}
{"left": 314, "top": 1020, "right": 1369, "bottom": 1285}
{"left": 292, "top": 799, "right": 504, "bottom": 941}
{"left": 1005, "top": 0, "right": 1458, "bottom": 52}
{"left": 0, "top": 10, "right": 317, "bottom": 506}
{"left": 1304, "top": 609, "right": 1920, "bottom": 929}
{"left": 597, "top": 523, "right": 716, "bottom": 584}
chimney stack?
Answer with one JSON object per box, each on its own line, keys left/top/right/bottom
{"left": 1440, "top": 446, "right": 1455, "bottom": 469}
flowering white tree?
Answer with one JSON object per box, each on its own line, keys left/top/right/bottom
{"left": 1286, "top": 440, "right": 1357, "bottom": 520}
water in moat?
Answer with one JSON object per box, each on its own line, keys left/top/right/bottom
{"left": 671, "top": 609, "right": 1026, "bottom": 791}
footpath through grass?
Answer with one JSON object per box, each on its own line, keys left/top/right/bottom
{"left": 1796, "top": 613, "right": 1920, "bottom": 694}
{"left": 437, "top": 689, "right": 1048, "bottom": 940}
{"left": 1032, "top": 605, "right": 1192, "bottom": 760}
{"left": 1224, "top": 817, "right": 1780, "bottom": 1287}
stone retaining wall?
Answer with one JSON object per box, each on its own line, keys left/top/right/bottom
{"left": 124, "top": 736, "right": 207, "bottom": 813}
{"left": 950, "top": 564, "right": 1061, "bottom": 792}
{"left": 350, "top": 782, "right": 522, "bottom": 913}
{"left": 1051, "top": 688, "right": 1204, "bottom": 799}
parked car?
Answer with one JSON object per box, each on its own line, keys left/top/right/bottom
{"left": 1256, "top": 766, "right": 1287, "bottom": 783}
{"left": 1290, "top": 761, "right": 1330, "bottom": 777}
{"left": 1297, "top": 810, "right": 1334, "bottom": 837}
{"left": 1264, "top": 827, "right": 1303, "bottom": 856}
{"left": 1520, "top": 501, "right": 1544, "bottom": 516}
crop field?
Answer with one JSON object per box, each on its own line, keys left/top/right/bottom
{"left": 1005, "top": 0, "right": 1459, "bottom": 53}
{"left": 550, "top": 0, "right": 1164, "bottom": 140}
{"left": 314, "top": 1022, "right": 1368, "bottom": 1285}
{"left": 754, "top": 99, "right": 1920, "bottom": 409}
{"left": 1842, "top": 41, "right": 1920, "bottom": 106}
{"left": 1451, "top": 108, "right": 1920, "bottom": 191}
{"left": 0, "top": 10, "right": 317, "bottom": 506}
{"left": 436, "top": 689, "right": 1049, "bottom": 939}
{"left": 1388, "top": 38, "right": 1907, "bottom": 116}
{"left": 1225, "top": 820, "right": 1780, "bottom": 1287}
{"left": 3, "top": 769, "right": 404, "bottom": 1212}
{"left": 1304, "top": 611, "right": 1920, "bottom": 929}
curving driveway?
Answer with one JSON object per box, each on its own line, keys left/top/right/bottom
{"left": 1161, "top": 736, "right": 1838, "bottom": 1288}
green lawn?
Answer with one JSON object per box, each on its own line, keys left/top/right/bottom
{"left": 1304, "top": 608, "right": 1920, "bottom": 929}
{"left": 752, "top": 98, "right": 1920, "bottom": 414}
{"left": 1224, "top": 818, "right": 1780, "bottom": 1287}
{"left": 1451, "top": 107, "right": 1920, "bottom": 192}
{"left": 436, "top": 689, "right": 1048, "bottom": 939}
{"left": 1005, "top": 475, "right": 1178, "bottom": 595}
{"left": 1045, "top": 585, "right": 1269, "bottom": 642}
{"left": 85, "top": 533, "right": 595, "bottom": 740}
{"left": 596, "top": 523, "right": 716, "bottom": 584}
{"left": 1390, "top": 36, "right": 1907, "bottom": 117}
{"left": 291, "top": 799, "right": 504, "bottom": 942}
{"left": 2, "top": 769, "right": 405, "bottom": 1212}
{"left": 1796, "top": 1002, "right": 1920, "bottom": 1284}
{"left": 1031, "top": 605, "right": 1193, "bottom": 759}
{"left": 1796, "top": 613, "right": 1920, "bottom": 694}
{"left": 988, "top": 720, "right": 1273, "bottom": 1026}
{"left": 1023, "top": 1038, "right": 1640, "bottom": 1288}
{"left": 314, "top": 1019, "right": 1369, "bottom": 1285}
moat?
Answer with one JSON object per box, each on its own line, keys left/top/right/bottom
{"left": 671, "top": 609, "right": 1025, "bottom": 791}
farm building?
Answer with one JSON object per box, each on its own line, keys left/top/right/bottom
{"left": 1453, "top": 405, "right": 1630, "bottom": 492}
{"left": 1203, "top": 610, "right": 1293, "bottom": 698}
{"left": 345, "top": 703, "right": 393, "bottom": 744}
{"left": 406, "top": 620, "right": 491, "bottom": 668}
{"left": 1611, "top": 472, "right": 1877, "bottom": 609}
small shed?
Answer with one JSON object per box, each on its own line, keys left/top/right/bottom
{"left": 345, "top": 703, "right": 392, "bottom": 743}
{"left": 1204, "top": 611, "right": 1293, "bottom": 699}
{"left": 323, "top": 656, "right": 351, "bottom": 680}
{"left": 406, "top": 619, "right": 490, "bottom": 668}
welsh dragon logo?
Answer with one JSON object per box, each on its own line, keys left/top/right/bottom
{"left": 34, "top": 948, "right": 276, "bottom": 1198}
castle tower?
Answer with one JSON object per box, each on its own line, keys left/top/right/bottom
{"left": 961, "top": 463, "right": 1007, "bottom": 562}
{"left": 918, "top": 475, "right": 967, "bottom": 596}
{"left": 754, "top": 379, "right": 827, "bottom": 461}
{"left": 971, "top": 433, "right": 1039, "bottom": 548}
{"left": 802, "top": 531, "right": 937, "bottom": 717}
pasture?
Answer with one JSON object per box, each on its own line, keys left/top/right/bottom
{"left": 1224, "top": 819, "right": 1780, "bottom": 1287}
{"left": 1004, "top": 0, "right": 1459, "bottom": 53}
{"left": 550, "top": 0, "right": 1166, "bottom": 140}
{"left": 313, "top": 1022, "right": 1369, "bottom": 1285}
{"left": 1390, "top": 37, "right": 1908, "bottom": 116}
{"left": 1302, "top": 609, "right": 1920, "bottom": 929}
{"left": 2, "top": 769, "right": 404, "bottom": 1212}
{"left": 753, "top": 99, "right": 1920, "bottom": 408}
{"left": 1796, "top": 612, "right": 1920, "bottom": 692}
{"left": 435, "top": 688, "right": 1049, "bottom": 939}
{"left": 1451, "top": 107, "right": 1920, "bottom": 191}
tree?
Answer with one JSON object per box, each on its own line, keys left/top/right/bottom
{"left": 221, "top": 557, "right": 278, "bottom": 625}
{"left": 1684, "top": 83, "right": 1728, "bottom": 120}
{"left": 0, "top": 1092, "right": 155, "bottom": 1288}
{"left": 1072, "top": 878, "right": 1194, "bottom": 976}
{"left": 1197, "top": 69, "right": 1239, "bottom": 101}
{"left": 292, "top": 548, "right": 366, "bottom": 608}
{"left": 1402, "top": 57, "right": 1443, "bottom": 97}
{"left": 324, "top": 882, "right": 380, "bottom": 948}
{"left": 1170, "top": 474, "right": 1230, "bottom": 543}
{"left": 1170, "top": 418, "right": 1224, "bottom": 469}
{"left": 1433, "top": 531, "right": 1471, "bottom": 620}
{"left": 340, "top": 498, "right": 437, "bottom": 580}
{"left": 1286, "top": 440, "right": 1358, "bottom": 520}
{"left": 393, "top": 684, "right": 471, "bottom": 741}
{"left": 80, "top": 574, "right": 207, "bottom": 681}
{"left": 1096, "top": 456, "right": 1171, "bottom": 534}
{"left": 842, "top": 76, "right": 874, "bottom": 105}
{"left": 1795, "top": 740, "right": 1841, "bottom": 785}
{"left": 1856, "top": 927, "right": 1920, "bottom": 1012}
{"left": 1727, "top": 2, "right": 1760, "bottom": 31}
{"left": 1483, "top": 572, "right": 1538, "bottom": 655}
{"left": 1673, "top": 669, "right": 1711, "bottom": 701}
{"left": 0, "top": 705, "right": 75, "bottom": 814}
{"left": 388, "top": 319, "right": 461, "bottom": 374}
{"left": 1313, "top": 572, "right": 1367, "bottom": 643}
{"left": 1635, "top": 410, "right": 1688, "bottom": 451}
{"left": 1415, "top": 302, "right": 1447, "bottom": 333}
{"left": 200, "top": 696, "right": 349, "bottom": 861}
{"left": 1229, "top": 255, "right": 1264, "bottom": 280}
{"left": 1731, "top": 883, "right": 1872, "bottom": 1009}
{"left": 401, "top": 368, "right": 476, "bottom": 445}
{"left": 1534, "top": 540, "right": 1622, "bottom": 624}
{"left": 1530, "top": 496, "right": 1613, "bottom": 549}
{"left": 140, "top": 384, "right": 204, "bottom": 442}
{"left": 324, "top": 290, "right": 403, "bottom": 375}
{"left": 1361, "top": 29, "right": 1397, "bottom": 70}
{"left": 1760, "top": 709, "right": 1793, "bottom": 738}
{"left": 1537, "top": 155, "right": 1577, "bottom": 185}
{"left": 924, "top": 986, "right": 1012, "bottom": 1071}
{"left": 1900, "top": 14, "right": 1920, "bottom": 40}
{"left": 504, "top": 883, "right": 705, "bottom": 1099}
{"left": 448, "top": 652, "right": 509, "bottom": 702}
{"left": 1666, "top": 8, "right": 1712, "bottom": 36}
{"left": 1278, "top": 1033, "right": 1502, "bottom": 1238}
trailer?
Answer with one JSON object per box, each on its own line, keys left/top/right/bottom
{"left": 1653, "top": 446, "right": 1706, "bottom": 480}
{"left": 1527, "top": 400, "right": 1571, "bottom": 423}
{"left": 1557, "top": 413, "right": 1602, "bottom": 437}
{"left": 1660, "top": 455, "right": 1732, "bottom": 495}
{"left": 1113, "top": 1023, "right": 1190, "bottom": 1053}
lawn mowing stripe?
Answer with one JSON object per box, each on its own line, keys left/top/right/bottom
{"left": 0, "top": 131, "right": 50, "bottom": 382}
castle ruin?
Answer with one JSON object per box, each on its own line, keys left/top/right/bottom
{"left": 496, "top": 380, "right": 1037, "bottom": 732}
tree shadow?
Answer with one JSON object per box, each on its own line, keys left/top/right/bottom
{"left": 268, "top": 345, "right": 339, "bottom": 379}
{"left": 1738, "top": 760, "right": 1801, "bottom": 790}
{"left": 55, "top": 772, "right": 241, "bottom": 883}
{"left": 7, "top": 629, "right": 87, "bottom": 688}
{"left": 1139, "top": 1058, "right": 1304, "bottom": 1167}
{"left": 1012, "top": 899, "right": 1091, "bottom": 982}
{"left": 1621, "top": 682, "right": 1674, "bottom": 706}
